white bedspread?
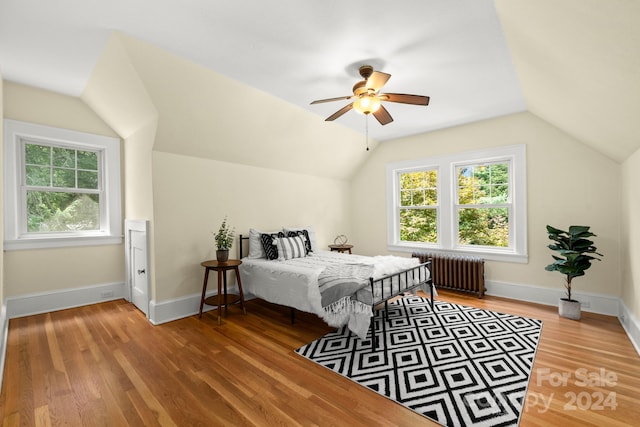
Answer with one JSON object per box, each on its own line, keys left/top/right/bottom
{"left": 239, "top": 250, "right": 429, "bottom": 339}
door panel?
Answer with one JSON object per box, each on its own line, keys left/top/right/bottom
{"left": 126, "top": 220, "right": 149, "bottom": 318}
{"left": 131, "top": 230, "right": 149, "bottom": 315}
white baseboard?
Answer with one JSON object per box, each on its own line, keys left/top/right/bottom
{"left": 619, "top": 302, "right": 640, "bottom": 357}
{"left": 485, "top": 279, "right": 620, "bottom": 316}
{"left": 5, "top": 281, "right": 126, "bottom": 319}
{"left": 486, "top": 280, "right": 639, "bottom": 357}
{"left": 148, "top": 287, "right": 240, "bottom": 325}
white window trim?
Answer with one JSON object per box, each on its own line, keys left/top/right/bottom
{"left": 386, "top": 144, "right": 527, "bottom": 263}
{"left": 4, "top": 119, "right": 122, "bottom": 250}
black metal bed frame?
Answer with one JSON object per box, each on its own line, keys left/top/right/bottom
{"left": 368, "top": 262, "right": 433, "bottom": 349}
{"left": 238, "top": 234, "right": 433, "bottom": 349}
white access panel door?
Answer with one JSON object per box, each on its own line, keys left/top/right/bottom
{"left": 126, "top": 220, "right": 150, "bottom": 318}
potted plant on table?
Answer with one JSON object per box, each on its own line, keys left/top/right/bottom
{"left": 213, "top": 216, "right": 235, "bottom": 263}
{"left": 545, "top": 225, "right": 603, "bottom": 320}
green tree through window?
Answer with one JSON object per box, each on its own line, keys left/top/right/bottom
{"left": 24, "top": 142, "right": 100, "bottom": 232}
{"left": 387, "top": 145, "right": 526, "bottom": 261}
{"left": 399, "top": 170, "right": 438, "bottom": 243}
{"left": 457, "top": 163, "right": 509, "bottom": 247}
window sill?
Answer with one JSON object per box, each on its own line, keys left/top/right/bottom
{"left": 387, "top": 243, "right": 528, "bottom": 264}
{"left": 4, "top": 235, "right": 123, "bottom": 251}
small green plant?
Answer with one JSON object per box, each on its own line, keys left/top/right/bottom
{"left": 213, "top": 216, "right": 235, "bottom": 250}
{"left": 545, "top": 225, "right": 603, "bottom": 301}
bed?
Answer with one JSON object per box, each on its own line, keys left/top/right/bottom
{"left": 238, "top": 227, "right": 433, "bottom": 348}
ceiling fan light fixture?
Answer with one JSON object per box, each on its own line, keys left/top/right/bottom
{"left": 353, "top": 93, "right": 381, "bottom": 115}
{"left": 311, "top": 65, "right": 429, "bottom": 126}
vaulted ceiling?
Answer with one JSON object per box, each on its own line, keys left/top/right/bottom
{"left": 1, "top": 0, "right": 638, "bottom": 162}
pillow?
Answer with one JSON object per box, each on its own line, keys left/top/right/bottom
{"left": 286, "top": 230, "right": 311, "bottom": 254}
{"left": 283, "top": 226, "right": 317, "bottom": 252}
{"left": 276, "top": 235, "right": 307, "bottom": 261}
{"left": 259, "top": 231, "right": 284, "bottom": 260}
{"left": 248, "top": 228, "right": 282, "bottom": 259}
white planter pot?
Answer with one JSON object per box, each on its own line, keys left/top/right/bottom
{"left": 559, "top": 298, "right": 581, "bottom": 320}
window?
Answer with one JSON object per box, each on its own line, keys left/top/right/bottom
{"left": 387, "top": 145, "right": 527, "bottom": 263}
{"left": 456, "top": 162, "right": 510, "bottom": 248}
{"left": 4, "top": 119, "right": 122, "bottom": 250}
{"left": 399, "top": 169, "right": 438, "bottom": 244}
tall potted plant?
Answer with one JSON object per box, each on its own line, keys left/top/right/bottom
{"left": 213, "top": 216, "right": 235, "bottom": 263}
{"left": 545, "top": 225, "right": 603, "bottom": 320}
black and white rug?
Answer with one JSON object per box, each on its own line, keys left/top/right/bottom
{"left": 296, "top": 296, "right": 542, "bottom": 427}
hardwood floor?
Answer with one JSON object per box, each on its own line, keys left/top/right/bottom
{"left": 1, "top": 290, "right": 639, "bottom": 426}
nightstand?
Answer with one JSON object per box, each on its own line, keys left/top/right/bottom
{"left": 198, "top": 259, "right": 246, "bottom": 324}
{"left": 328, "top": 244, "right": 353, "bottom": 254}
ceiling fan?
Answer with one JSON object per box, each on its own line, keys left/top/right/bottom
{"left": 310, "top": 65, "right": 430, "bottom": 125}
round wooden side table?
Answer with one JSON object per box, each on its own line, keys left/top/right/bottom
{"left": 198, "top": 259, "right": 246, "bottom": 324}
{"left": 328, "top": 244, "right": 353, "bottom": 254}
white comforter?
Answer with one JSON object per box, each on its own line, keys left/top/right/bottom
{"left": 239, "top": 250, "right": 428, "bottom": 339}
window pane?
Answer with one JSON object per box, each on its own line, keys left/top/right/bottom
{"left": 399, "top": 170, "right": 437, "bottom": 206}
{"left": 457, "top": 167, "right": 474, "bottom": 204}
{"left": 25, "top": 165, "right": 50, "bottom": 186}
{"left": 400, "top": 189, "right": 412, "bottom": 206}
{"left": 52, "top": 147, "right": 75, "bottom": 168}
{"left": 458, "top": 207, "right": 508, "bottom": 247}
{"left": 491, "top": 163, "right": 509, "bottom": 184}
{"left": 458, "top": 162, "right": 510, "bottom": 205}
{"left": 52, "top": 167, "right": 75, "bottom": 188}
{"left": 400, "top": 208, "right": 437, "bottom": 243}
{"left": 26, "top": 191, "right": 100, "bottom": 232}
{"left": 493, "top": 184, "right": 509, "bottom": 202}
{"left": 25, "top": 143, "right": 50, "bottom": 165}
{"left": 77, "top": 150, "right": 98, "bottom": 170}
{"left": 78, "top": 170, "right": 98, "bottom": 189}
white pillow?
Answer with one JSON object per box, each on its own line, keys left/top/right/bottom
{"left": 247, "top": 228, "right": 282, "bottom": 258}
{"left": 276, "top": 235, "right": 307, "bottom": 261}
{"left": 283, "top": 225, "right": 317, "bottom": 252}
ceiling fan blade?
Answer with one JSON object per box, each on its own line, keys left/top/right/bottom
{"left": 310, "top": 95, "right": 353, "bottom": 105}
{"left": 381, "top": 93, "right": 430, "bottom": 105}
{"left": 325, "top": 103, "right": 354, "bottom": 121}
{"left": 366, "top": 71, "right": 391, "bottom": 92}
{"left": 373, "top": 105, "right": 393, "bottom": 125}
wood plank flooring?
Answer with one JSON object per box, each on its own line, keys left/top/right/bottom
{"left": 0, "top": 290, "right": 639, "bottom": 426}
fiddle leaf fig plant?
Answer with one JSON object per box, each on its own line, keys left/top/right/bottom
{"left": 545, "top": 225, "right": 603, "bottom": 301}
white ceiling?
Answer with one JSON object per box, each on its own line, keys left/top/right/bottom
{"left": 1, "top": 0, "right": 638, "bottom": 161}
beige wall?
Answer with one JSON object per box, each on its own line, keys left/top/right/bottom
{"left": 152, "top": 151, "right": 351, "bottom": 301}
{"left": 2, "top": 82, "right": 124, "bottom": 298}
{"left": 1, "top": 34, "right": 631, "bottom": 317}
{"left": 1, "top": 75, "right": 4, "bottom": 306}
{"left": 79, "top": 33, "right": 361, "bottom": 305}
{"left": 117, "top": 33, "right": 370, "bottom": 181}
{"left": 621, "top": 148, "right": 640, "bottom": 319}
{"left": 350, "top": 112, "right": 621, "bottom": 297}
{"left": 81, "top": 33, "right": 160, "bottom": 303}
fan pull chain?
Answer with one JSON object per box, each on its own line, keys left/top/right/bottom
{"left": 365, "top": 114, "right": 370, "bottom": 151}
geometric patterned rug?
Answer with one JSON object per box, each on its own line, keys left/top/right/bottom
{"left": 296, "top": 296, "right": 542, "bottom": 427}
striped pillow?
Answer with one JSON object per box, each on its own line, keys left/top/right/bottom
{"left": 276, "top": 235, "right": 307, "bottom": 261}
{"left": 286, "top": 230, "right": 311, "bottom": 254}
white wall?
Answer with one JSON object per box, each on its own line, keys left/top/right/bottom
{"left": 350, "top": 112, "right": 621, "bottom": 299}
